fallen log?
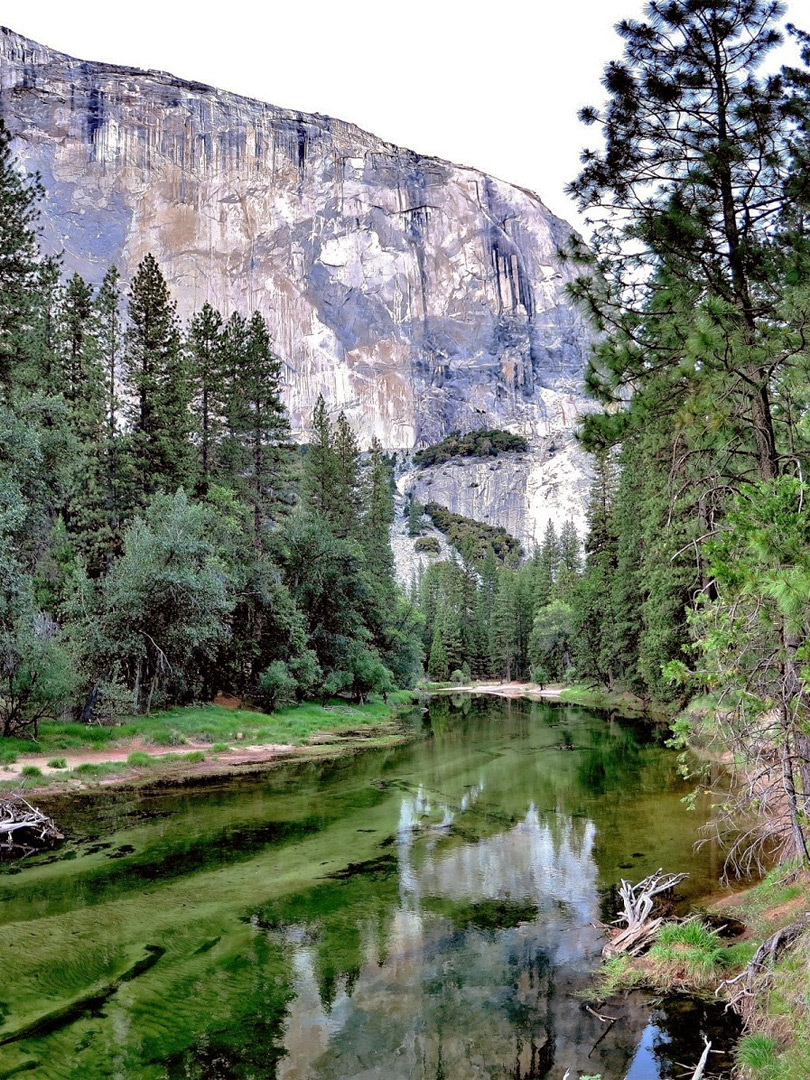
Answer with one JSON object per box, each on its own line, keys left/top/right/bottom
{"left": 0, "top": 793, "right": 63, "bottom": 856}
{"left": 602, "top": 868, "right": 688, "bottom": 958}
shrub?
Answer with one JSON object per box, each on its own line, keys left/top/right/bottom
{"left": 415, "top": 536, "right": 440, "bottom": 554}
{"left": 21, "top": 765, "right": 41, "bottom": 777}
{"left": 532, "top": 666, "right": 550, "bottom": 688}
{"left": 424, "top": 504, "right": 522, "bottom": 564}
{"left": 257, "top": 661, "right": 298, "bottom": 712}
{"left": 47, "top": 757, "right": 68, "bottom": 769}
{"left": 414, "top": 429, "right": 529, "bottom": 468}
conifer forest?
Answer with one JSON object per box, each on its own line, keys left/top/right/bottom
{"left": 3, "top": 3, "right": 810, "bottom": 1079}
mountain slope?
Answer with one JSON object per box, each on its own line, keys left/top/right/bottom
{"left": 0, "top": 26, "right": 593, "bottom": 547}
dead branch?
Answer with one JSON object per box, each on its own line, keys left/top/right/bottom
{"left": 688, "top": 1037, "right": 712, "bottom": 1080}
{"left": 584, "top": 1003, "right": 618, "bottom": 1022}
{"left": 603, "top": 869, "right": 688, "bottom": 958}
{"left": 0, "top": 793, "right": 63, "bottom": 855}
{"left": 717, "top": 912, "right": 810, "bottom": 1011}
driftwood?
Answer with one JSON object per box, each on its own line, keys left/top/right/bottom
{"left": 602, "top": 869, "right": 688, "bottom": 957}
{"left": 0, "top": 793, "right": 62, "bottom": 855}
{"left": 683, "top": 1037, "right": 712, "bottom": 1080}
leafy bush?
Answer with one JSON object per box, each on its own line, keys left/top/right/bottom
{"left": 531, "top": 666, "right": 550, "bottom": 688}
{"left": 257, "top": 661, "right": 298, "bottom": 712}
{"left": 414, "top": 536, "right": 440, "bottom": 554}
{"left": 414, "top": 429, "right": 528, "bottom": 468}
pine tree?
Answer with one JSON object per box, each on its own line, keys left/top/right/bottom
{"left": 93, "top": 266, "right": 125, "bottom": 569}
{"left": 407, "top": 495, "right": 424, "bottom": 537}
{"left": 332, "top": 411, "right": 363, "bottom": 539}
{"left": 490, "top": 571, "right": 518, "bottom": 680}
{"left": 362, "top": 437, "right": 395, "bottom": 587}
{"left": 221, "top": 310, "right": 294, "bottom": 547}
{"left": 54, "top": 273, "right": 111, "bottom": 566}
{"left": 303, "top": 394, "right": 340, "bottom": 521}
{"left": 0, "top": 117, "right": 43, "bottom": 393}
{"left": 187, "top": 302, "right": 224, "bottom": 495}
{"left": 555, "top": 520, "right": 582, "bottom": 601}
{"left": 568, "top": 0, "right": 803, "bottom": 483}
{"left": 572, "top": 451, "right": 620, "bottom": 685}
{"left": 122, "top": 254, "right": 195, "bottom": 501}
{"left": 428, "top": 624, "right": 450, "bottom": 682}
{"left": 533, "top": 522, "right": 559, "bottom": 611}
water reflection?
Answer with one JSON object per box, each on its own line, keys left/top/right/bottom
{"left": 276, "top": 784, "right": 639, "bottom": 1080}
{"left": 0, "top": 697, "right": 738, "bottom": 1079}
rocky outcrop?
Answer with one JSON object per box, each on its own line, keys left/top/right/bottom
{"left": 0, "top": 26, "right": 593, "bottom": 548}
{"left": 399, "top": 435, "right": 590, "bottom": 552}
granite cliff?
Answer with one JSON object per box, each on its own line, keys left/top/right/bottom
{"left": 0, "top": 26, "right": 593, "bottom": 552}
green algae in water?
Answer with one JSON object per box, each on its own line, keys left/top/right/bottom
{"left": 0, "top": 698, "right": 739, "bottom": 1079}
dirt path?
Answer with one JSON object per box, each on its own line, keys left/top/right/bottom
{"left": 3, "top": 738, "right": 302, "bottom": 779}
{"left": 431, "top": 682, "right": 565, "bottom": 700}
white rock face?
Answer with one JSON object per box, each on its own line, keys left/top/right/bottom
{"left": 0, "top": 26, "right": 594, "bottom": 551}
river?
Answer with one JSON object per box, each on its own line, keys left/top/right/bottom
{"left": 0, "top": 696, "right": 738, "bottom": 1079}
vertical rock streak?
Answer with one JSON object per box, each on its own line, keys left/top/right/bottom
{"left": 0, "top": 26, "right": 593, "bottom": 545}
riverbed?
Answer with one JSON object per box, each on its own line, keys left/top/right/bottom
{"left": 0, "top": 696, "right": 737, "bottom": 1079}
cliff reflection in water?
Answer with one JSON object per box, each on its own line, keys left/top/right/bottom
{"left": 0, "top": 697, "right": 737, "bottom": 1080}
{"left": 277, "top": 782, "right": 645, "bottom": 1080}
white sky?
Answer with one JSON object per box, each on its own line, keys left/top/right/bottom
{"left": 0, "top": 0, "right": 804, "bottom": 233}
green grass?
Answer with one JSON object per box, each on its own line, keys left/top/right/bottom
{"left": 127, "top": 751, "right": 154, "bottom": 767}
{"left": 737, "top": 1033, "right": 779, "bottom": 1077}
{"left": 590, "top": 954, "right": 645, "bottom": 997}
{"left": 210, "top": 743, "right": 230, "bottom": 753}
{"left": 47, "top": 757, "right": 68, "bottom": 769}
{"left": 20, "top": 765, "right": 41, "bottom": 778}
{"left": 591, "top": 919, "right": 755, "bottom": 999}
{"left": 0, "top": 698, "right": 409, "bottom": 764}
{"left": 72, "top": 762, "right": 125, "bottom": 779}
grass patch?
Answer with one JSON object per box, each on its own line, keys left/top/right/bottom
{"left": 590, "top": 954, "right": 646, "bottom": 997}
{"left": 72, "top": 762, "right": 124, "bottom": 779}
{"left": 210, "top": 743, "right": 230, "bottom": 753}
{"left": 0, "top": 698, "right": 404, "bottom": 764}
{"left": 591, "top": 918, "right": 755, "bottom": 1000}
{"left": 127, "top": 751, "right": 154, "bottom": 767}
{"left": 648, "top": 921, "right": 731, "bottom": 984}
{"left": 20, "top": 765, "right": 41, "bottom": 778}
{"left": 47, "top": 757, "right": 68, "bottom": 769}
{"left": 737, "top": 1033, "right": 779, "bottom": 1077}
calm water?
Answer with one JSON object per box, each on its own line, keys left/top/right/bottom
{"left": 0, "top": 697, "right": 737, "bottom": 1079}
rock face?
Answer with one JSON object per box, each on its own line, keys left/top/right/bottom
{"left": 0, "top": 26, "right": 593, "bottom": 547}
